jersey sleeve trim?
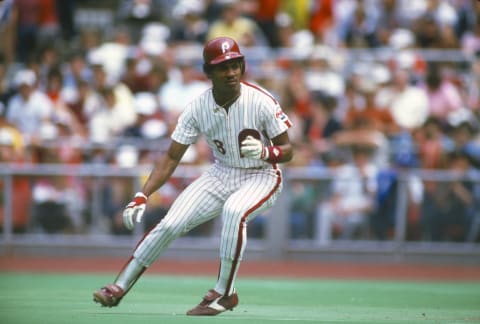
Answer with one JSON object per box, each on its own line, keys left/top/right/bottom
{"left": 241, "top": 81, "right": 278, "bottom": 105}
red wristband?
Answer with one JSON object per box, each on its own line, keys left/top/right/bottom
{"left": 264, "top": 146, "right": 283, "bottom": 163}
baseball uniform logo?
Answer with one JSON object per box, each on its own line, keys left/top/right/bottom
{"left": 272, "top": 147, "right": 280, "bottom": 157}
{"left": 221, "top": 42, "right": 230, "bottom": 53}
{"left": 275, "top": 107, "right": 292, "bottom": 127}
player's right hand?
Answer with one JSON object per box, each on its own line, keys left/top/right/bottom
{"left": 122, "top": 192, "right": 148, "bottom": 230}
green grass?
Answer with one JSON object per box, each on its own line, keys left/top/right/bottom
{"left": 0, "top": 273, "right": 479, "bottom": 324}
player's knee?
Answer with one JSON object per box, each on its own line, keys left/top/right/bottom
{"left": 223, "top": 204, "right": 247, "bottom": 220}
{"left": 156, "top": 220, "right": 182, "bottom": 238}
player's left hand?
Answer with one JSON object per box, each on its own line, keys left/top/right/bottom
{"left": 122, "top": 192, "right": 147, "bottom": 230}
{"left": 241, "top": 136, "right": 268, "bottom": 160}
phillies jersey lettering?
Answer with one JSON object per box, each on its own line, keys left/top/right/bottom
{"left": 172, "top": 81, "right": 292, "bottom": 168}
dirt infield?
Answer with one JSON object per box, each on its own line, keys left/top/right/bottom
{"left": 1, "top": 256, "right": 480, "bottom": 281}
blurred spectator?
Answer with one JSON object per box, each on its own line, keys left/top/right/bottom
{"left": 303, "top": 45, "right": 345, "bottom": 98}
{"left": 121, "top": 55, "right": 154, "bottom": 93}
{"left": 412, "top": 11, "right": 459, "bottom": 49}
{"left": 45, "top": 66, "right": 86, "bottom": 138}
{"left": 32, "top": 179, "right": 87, "bottom": 233}
{"left": 5, "top": 69, "right": 54, "bottom": 144}
{"left": 275, "top": 12, "right": 306, "bottom": 49}
{"left": 389, "top": 129, "right": 419, "bottom": 168}
{"left": 387, "top": 29, "right": 427, "bottom": 84}
{"left": 89, "top": 86, "right": 137, "bottom": 143}
{"left": 62, "top": 52, "right": 92, "bottom": 94}
{"left": 372, "top": 145, "right": 424, "bottom": 241}
{"left": 41, "top": 67, "right": 85, "bottom": 165}
{"left": 0, "top": 126, "right": 31, "bottom": 233}
{"left": 0, "top": 113, "right": 24, "bottom": 159}
{"left": 455, "top": 0, "right": 477, "bottom": 40}
{"left": 252, "top": 0, "right": 281, "bottom": 48}
{"left": 203, "top": 0, "right": 223, "bottom": 24}
{"left": 425, "top": 0, "right": 458, "bottom": 28}
{"left": 123, "top": 91, "right": 167, "bottom": 140}
{"left": 461, "top": 15, "right": 480, "bottom": 55}
{"left": 65, "top": 79, "right": 102, "bottom": 133}
{"left": 414, "top": 13, "right": 443, "bottom": 48}
{"left": 79, "top": 27, "right": 103, "bottom": 59}
{"left": 0, "top": 0, "right": 16, "bottom": 64}
{"left": 144, "top": 62, "right": 170, "bottom": 93}
{"left": 308, "top": 0, "right": 335, "bottom": 45}
{"left": 138, "top": 22, "right": 170, "bottom": 60}
{"left": 55, "top": 0, "right": 76, "bottom": 43}
{"left": 374, "top": 0, "right": 409, "bottom": 47}
{"left": 37, "top": 0, "right": 60, "bottom": 47}
{"left": 448, "top": 114, "right": 480, "bottom": 169}
{"left": 30, "top": 138, "right": 78, "bottom": 233}
{"left": 415, "top": 116, "right": 473, "bottom": 242}
{"left": 116, "top": 0, "right": 163, "bottom": 43}
{"left": 334, "top": 108, "right": 390, "bottom": 169}
{"left": 306, "top": 90, "right": 343, "bottom": 154}
{"left": 338, "top": 1, "right": 379, "bottom": 48}
{"left": 422, "top": 63, "right": 464, "bottom": 124}
{"left": 13, "top": 0, "right": 41, "bottom": 63}
{"left": 279, "top": 0, "right": 310, "bottom": 31}
{"left": 388, "top": 27, "right": 417, "bottom": 51}
{"left": 169, "top": 0, "right": 208, "bottom": 45}
{"left": 206, "top": 0, "right": 268, "bottom": 47}
{"left": 0, "top": 55, "right": 15, "bottom": 106}
{"left": 376, "top": 67, "right": 429, "bottom": 132}
{"left": 280, "top": 61, "right": 311, "bottom": 121}
{"left": 35, "top": 45, "right": 62, "bottom": 87}
{"left": 32, "top": 115, "right": 86, "bottom": 232}
{"left": 89, "top": 60, "right": 136, "bottom": 118}
{"left": 88, "top": 26, "right": 133, "bottom": 83}
{"left": 421, "top": 150, "right": 476, "bottom": 241}
{"left": 416, "top": 116, "right": 452, "bottom": 170}
{"left": 288, "top": 141, "right": 324, "bottom": 239}
{"left": 343, "top": 78, "right": 395, "bottom": 136}
{"left": 157, "top": 58, "right": 209, "bottom": 120}
{"left": 316, "top": 145, "right": 378, "bottom": 244}
{"left": 471, "top": 51, "right": 480, "bottom": 113}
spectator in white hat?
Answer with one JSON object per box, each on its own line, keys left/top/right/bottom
{"left": 5, "top": 69, "right": 54, "bottom": 144}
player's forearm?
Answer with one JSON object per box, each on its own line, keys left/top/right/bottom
{"left": 269, "top": 132, "right": 294, "bottom": 164}
{"left": 141, "top": 141, "right": 188, "bottom": 197}
{"left": 274, "top": 143, "right": 293, "bottom": 163}
{"left": 141, "top": 153, "right": 180, "bottom": 197}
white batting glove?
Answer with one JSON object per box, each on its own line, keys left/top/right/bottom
{"left": 241, "top": 136, "right": 269, "bottom": 160}
{"left": 122, "top": 192, "right": 147, "bottom": 230}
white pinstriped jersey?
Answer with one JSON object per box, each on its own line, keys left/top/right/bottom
{"left": 171, "top": 81, "right": 292, "bottom": 168}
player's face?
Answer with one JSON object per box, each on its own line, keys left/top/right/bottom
{"left": 210, "top": 59, "right": 242, "bottom": 94}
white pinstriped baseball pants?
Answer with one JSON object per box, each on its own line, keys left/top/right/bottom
{"left": 133, "top": 163, "right": 283, "bottom": 267}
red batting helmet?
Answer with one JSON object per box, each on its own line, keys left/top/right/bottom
{"left": 203, "top": 37, "right": 244, "bottom": 73}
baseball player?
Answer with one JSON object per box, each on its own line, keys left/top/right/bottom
{"left": 93, "top": 36, "right": 293, "bottom": 316}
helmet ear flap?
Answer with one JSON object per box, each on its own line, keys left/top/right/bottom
{"left": 203, "top": 63, "right": 211, "bottom": 76}
{"left": 239, "top": 60, "right": 245, "bottom": 74}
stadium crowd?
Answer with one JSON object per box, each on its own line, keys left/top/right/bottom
{"left": 0, "top": 0, "right": 480, "bottom": 242}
